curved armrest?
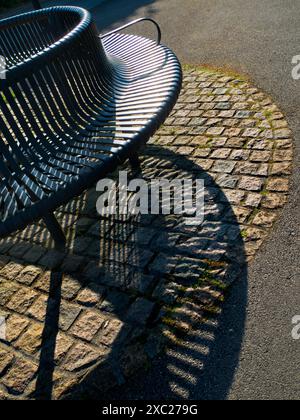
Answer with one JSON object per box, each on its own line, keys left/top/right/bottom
{"left": 100, "top": 17, "right": 162, "bottom": 46}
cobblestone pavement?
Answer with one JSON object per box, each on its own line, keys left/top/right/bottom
{"left": 0, "top": 67, "right": 293, "bottom": 400}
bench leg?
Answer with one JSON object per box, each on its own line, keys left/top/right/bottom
{"left": 129, "top": 152, "right": 141, "bottom": 172}
{"left": 43, "top": 213, "right": 66, "bottom": 249}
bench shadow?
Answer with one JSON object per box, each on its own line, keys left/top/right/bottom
{"left": 0, "top": 145, "right": 248, "bottom": 400}
{"left": 97, "top": 149, "right": 248, "bottom": 401}
{"left": 91, "top": 0, "right": 159, "bottom": 32}
{"left": 102, "top": 268, "right": 247, "bottom": 400}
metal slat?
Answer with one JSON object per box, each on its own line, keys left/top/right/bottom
{"left": 0, "top": 6, "right": 182, "bottom": 241}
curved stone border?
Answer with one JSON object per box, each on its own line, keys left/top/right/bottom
{"left": 155, "top": 65, "right": 293, "bottom": 261}
{"left": 0, "top": 66, "right": 293, "bottom": 400}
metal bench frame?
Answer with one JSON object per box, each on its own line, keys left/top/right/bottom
{"left": 0, "top": 6, "right": 182, "bottom": 247}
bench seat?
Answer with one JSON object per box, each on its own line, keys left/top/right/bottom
{"left": 0, "top": 7, "right": 182, "bottom": 244}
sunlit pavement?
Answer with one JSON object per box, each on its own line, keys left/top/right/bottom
{"left": 1, "top": 0, "right": 299, "bottom": 400}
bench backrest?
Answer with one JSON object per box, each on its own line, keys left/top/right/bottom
{"left": 0, "top": 7, "right": 113, "bottom": 173}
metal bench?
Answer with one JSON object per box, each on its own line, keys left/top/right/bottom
{"left": 0, "top": 6, "right": 182, "bottom": 247}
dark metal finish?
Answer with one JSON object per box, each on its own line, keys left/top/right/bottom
{"left": 100, "top": 18, "right": 162, "bottom": 45}
{"left": 0, "top": 7, "right": 182, "bottom": 243}
{"left": 42, "top": 214, "right": 67, "bottom": 249}
{"left": 129, "top": 152, "right": 142, "bottom": 172}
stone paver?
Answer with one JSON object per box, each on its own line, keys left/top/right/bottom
{"left": 0, "top": 67, "right": 292, "bottom": 399}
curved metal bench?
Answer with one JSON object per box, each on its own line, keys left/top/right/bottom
{"left": 0, "top": 6, "right": 182, "bottom": 246}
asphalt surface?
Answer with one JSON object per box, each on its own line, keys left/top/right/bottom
{"left": 2, "top": 0, "right": 300, "bottom": 400}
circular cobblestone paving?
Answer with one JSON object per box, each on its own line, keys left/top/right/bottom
{"left": 0, "top": 66, "right": 293, "bottom": 399}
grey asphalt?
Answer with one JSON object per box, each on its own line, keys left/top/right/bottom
{"left": 3, "top": 0, "right": 300, "bottom": 400}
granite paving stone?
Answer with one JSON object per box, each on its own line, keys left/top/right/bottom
{"left": 0, "top": 67, "right": 292, "bottom": 399}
